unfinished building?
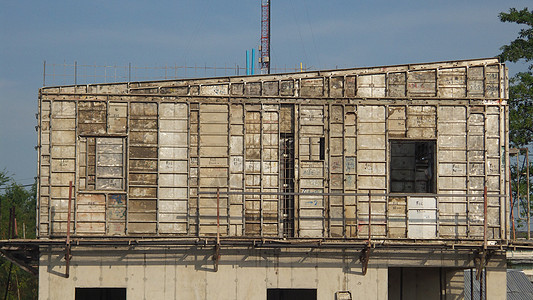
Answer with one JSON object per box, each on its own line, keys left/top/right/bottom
{"left": 36, "top": 58, "right": 510, "bottom": 299}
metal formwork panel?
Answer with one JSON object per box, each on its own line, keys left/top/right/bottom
{"left": 229, "top": 103, "right": 244, "bottom": 236}
{"left": 437, "top": 106, "right": 468, "bottom": 238}
{"left": 49, "top": 101, "right": 76, "bottom": 235}
{"left": 357, "top": 105, "right": 386, "bottom": 237}
{"left": 406, "top": 106, "right": 436, "bottom": 139}
{"left": 408, "top": 196, "right": 437, "bottom": 239}
{"left": 128, "top": 102, "right": 158, "bottom": 234}
{"left": 158, "top": 103, "right": 189, "bottom": 234}
{"left": 108, "top": 102, "right": 128, "bottom": 133}
{"left": 467, "top": 107, "right": 486, "bottom": 238}
{"left": 328, "top": 104, "right": 345, "bottom": 237}
{"left": 38, "top": 100, "right": 51, "bottom": 235}
{"left": 188, "top": 104, "right": 200, "bottom": 235}
{"left": 242, "top": 105, "right": 280, "bottom": 236}
{"left": 486, "top": 106, "right": 502, "bottom": 239}
{"left": 244, "top": 108, "right": 261, "bottom": 235}
{"left": 357, "top": 74, "right": 385, "bottom": 98}
{"left": 438, "top": 67, "right": 467, "bottom": 98}
{"left": 76, "top": 193, "right": 106, "bottom": 234}
{"left": 298, "top": 105, "right": 325, "bottom": 237}
{"left": 198, "top": 103, "right": 229, "bottom": 235}
{"left": 262, "top": 107, "right": 280, "bottom": 236}
{"left": 344, "top": 106, "right": 357, "bottom": 237}
{"left": 78, "top": 101, "right": 106, "bottom": 135}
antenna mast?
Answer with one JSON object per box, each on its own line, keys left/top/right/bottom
{"left": 260, "top": 0, "right": 271, "bottom": 74}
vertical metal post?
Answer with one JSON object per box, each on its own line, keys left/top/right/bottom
{"left": 526, "top": 148, "right": 531, "bottom": 240}
{"left": 517, "top": 152, "right": 521, "bottom": 217}
{"left": 470, "top": 268, "right": 474, "bottom": 300}
{"left": 74, "top": 61, "right": 77, "bottom": 86}
{"left": 214, "top": 187, "right": 221, "bottom": 272}
{"left": 510, "top": 170, "right": 516, "bottom": 240}
{"left": 483, "top": 186, "right": 488, "bottom": 250}
{"left": 251, "top": 49, "right": 255, "bottom": 75}
{"left": 246, "top": 51, "right": 250, "bottom": 76}
{"left": 479, "top": 268, "right": 484, "bottom": 300}
{"left": 128, "top": 63, "right": 131, "bottom": 82}
{"left": 368, "top": 190, "right": 372, "bottom": 242}
{"left": 65, "top": 181, "right": 73, "bottom": 278}
{"left": 217, "top": 187, "right": 220, "bottom": 243}
{"left": 4, "top": 262, "right": 13, "bottom": 300}
{"left": 43, "top": 60, "right": 46, "bottom": 87}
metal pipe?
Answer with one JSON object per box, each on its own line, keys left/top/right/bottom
{"left": 67, "top": 181, "right": 73, "bottom": 246}
{"left": 517, "top": 151, "right": 521, "bottom": 218}
{"left": 526, "top": 148, "right": 530, "bottom": 240}
{"left": 246, "top": 51, "right": 250, "bottom": 76}
{"left": 484, "top": 186, "right": 488, "bottom": 250}
{"left": 65, "top": 181, "right": 73, "bottom": 278}
{"left": 470, "top": 268, "right": 474, "bottom": 300}
{"left": 510, "top": 167, "right": 516, "bottom": 240}
{"left": 479, "top": 268, "right": 484, "bottom": 300}
{"left": 216, "top": 187, "right": 220, "bottom": 244}
{"left": 43, "top": 60, "right": 46, "bottom": 87}
{"left": 251, "top": 49, "right": 255, "bottom": 75}
{"left": 197, "top": 191, "right": 505, "bottom": 197}
{"left": 368, "top": 190, "right": 372, "bottom": 243}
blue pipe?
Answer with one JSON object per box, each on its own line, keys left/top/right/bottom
{"left": 246, "top": 50, "right": 250, "bottom": 75}
{"left": 251, "top": 49, "right": 255, "bottom": 75}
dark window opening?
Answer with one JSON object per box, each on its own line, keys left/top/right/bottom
{"left": 267, "top": 288, "right": 317, "bottom": 300}
{"left": 280, "top": 133, "right": 295, "bottom": 237}
{"left": 319, "top": 137, "right": 325, "bottom": 160}
{"left": 75, "top": 288, "right": 126, "bottom": 300}
{"left": 390, "top": 140, "right": 435, "bottom": 193}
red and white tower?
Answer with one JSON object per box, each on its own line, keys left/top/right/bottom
{"left": 260, "top": 0, "right": 270, "bottom": 74}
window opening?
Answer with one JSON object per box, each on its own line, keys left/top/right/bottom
{"left": 390, "top": 140, "right": 435, "bottom": 193}
{"left": 319, "top": 137, "right": 325, "bottom": 160}
{"left": 280, "top": 133, "right": 295, "bottom": 237}
{"left": 267, "top": 288, "right": 317, "bottom": 300}
{"left": 75, "top": 288, "right": 126, "bottom": 300}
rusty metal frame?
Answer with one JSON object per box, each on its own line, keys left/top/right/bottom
{"left": 213, "top": 187, "right": 221, "bottom": 272}
{"left": 509, "top": 148, "right": 531, "bottom": 240}
{"left": 65, "top": 181, "right": 73, "bottom": 278}
{"left": 359, "top": 190, "right": 372, "bottom": 275}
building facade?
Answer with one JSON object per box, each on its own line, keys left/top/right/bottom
{"left": 37, "top": 58, "right": 509, "bottom": 299}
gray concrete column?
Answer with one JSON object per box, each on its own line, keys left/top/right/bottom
{"left": 485, "top": 266, "right": 507, "bottom": 299}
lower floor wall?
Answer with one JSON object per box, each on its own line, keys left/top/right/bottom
{"left": 38, "top": 246, "right": 507, "bottom": 300}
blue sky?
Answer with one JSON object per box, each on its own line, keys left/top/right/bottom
{"left": 0, "top": 0, "right": 531, "bottom": 183}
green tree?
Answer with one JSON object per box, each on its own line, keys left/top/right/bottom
{"left": 499, "top": 8, "right": 533, "bottom": 236}
{"left": 0, "top": 171, "right": 38, "bottom": 299}
{"left": 499, "top": 8, "right": 533, "bottom": 147}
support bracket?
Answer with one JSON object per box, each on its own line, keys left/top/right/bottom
{"left": 474, "top": 248, "right": 492, "bottom": 281}
{"left": 359, "top": 242, "right": 371, "bottom": 275}
{"left": 213, "top": 243, "right": 221, "bottom": 272}
{"left": 65, "top": 243, "right": 72, "bottom": 278}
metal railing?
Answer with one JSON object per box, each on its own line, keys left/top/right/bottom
{"left": 42, "top": 61, "right": 315, "bottom": 87}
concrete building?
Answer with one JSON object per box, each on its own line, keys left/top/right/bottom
{"left": 35, "top": 58, "right": 510, "bottom": 299}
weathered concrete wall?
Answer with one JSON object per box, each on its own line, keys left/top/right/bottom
{"left": 39, "top": 248, "right": 389, "bottom": 300}
{"left": 39, "top": 247, "right": 506, "bottom": 300}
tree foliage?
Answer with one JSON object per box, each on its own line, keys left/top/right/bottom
{"left": 499, "top": 8, "right": 533, "bottom": 235}
{"left": 0, "top": 170, "right": 38, "bottom": 299}
{"left": 499, "top": 8, "right": 533, "bottom": 67}
{"left": 499, "top": 8, "right": 533, "bottom": 148}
